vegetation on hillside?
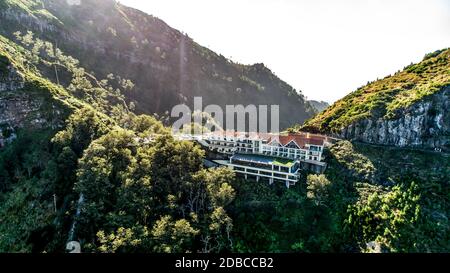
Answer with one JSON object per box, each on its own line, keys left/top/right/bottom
{"left": 0, "top": 33, "right": 237, "bottom": 253}
{"left": 0, "top": 0, "right": 316, "bottom": 129}
{"left": 0, "top": 0, "right": 59, "bottom": 22}
{"left": 0, "top": 31, "right": 448, "bottom": 253}
{"left": 230, "top": 141, "right": 449, "bottom": 253}
{"left": 300, "top": 49, "right": 450, "bottom": 133}
{"left": 0, "top": 1, "right": 448, "bottom": 254}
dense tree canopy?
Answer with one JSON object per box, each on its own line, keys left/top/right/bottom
{"left": 0, "top": 29, "right": 447, "bottom": 254}
{"left": 71, "top": 128, "right": 236, "bottom": 253}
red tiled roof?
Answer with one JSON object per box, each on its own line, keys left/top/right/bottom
{"left": 206, "top": 130, "right": 327, "bottom": 148}
{"left": 268, "top": 134, "right": 325, "bottom": 149}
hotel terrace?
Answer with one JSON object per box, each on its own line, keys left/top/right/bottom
{"left": 193, "top": 131, "right": 333, "bottom": 188}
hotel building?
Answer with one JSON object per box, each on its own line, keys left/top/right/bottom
{"left": 199, "top": 131, "right": 331, "bottom": 188}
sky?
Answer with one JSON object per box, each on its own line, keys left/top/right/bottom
{"left": 119, "top": 0, "right": 450, "bottom": 103}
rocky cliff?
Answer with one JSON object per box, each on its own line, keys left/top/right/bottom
{"left": 302, "top": 48, "right": 450, "bottom": 151}
{"left": 0, "top": 41, "right": 70, "bottom": 146}
{"left": 338, "top": 87, "right": 449, "bottom": 151}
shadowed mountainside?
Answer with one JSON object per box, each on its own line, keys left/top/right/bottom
{"left": 0, "top": 0, "right": 316, "bottom": 129}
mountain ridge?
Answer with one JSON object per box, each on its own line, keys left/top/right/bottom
{"left": 0, "top": 0, "right": 316, "bottom": 129}
{"left": 300, "top": 48, "right": 450, "bottom": 151}
{"left": 308, "top": 100, "right": 330, "bottom": 113}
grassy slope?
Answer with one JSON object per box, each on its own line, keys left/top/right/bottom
{"left": 0, "top": 35, "right": 82, "bottom": 113}
{"left": 301, "top": 49, "right": 450, "bottom": 133}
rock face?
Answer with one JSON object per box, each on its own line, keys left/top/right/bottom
{"left": 0, "top": 62, "right": 24, "bottom": 91}
{"left": 0, "top": 59, "right": 63, "bottom": 146}
{"left": 0, "top": 63, "right": 21, "bottom": 145}
{"left": 338, "top": 87, "right": 450, "bottom": 151}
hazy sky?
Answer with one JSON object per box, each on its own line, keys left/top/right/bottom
{"left": 120, "top": 0, "right": 450, "bottom": 103}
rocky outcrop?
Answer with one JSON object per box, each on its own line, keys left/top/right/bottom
{"left": 0, "top": 64, "right": 26, "bottom": 145}
{"left": 338, "top": 86, "right": 450, "bottom": 151}
{"left": 0, "top": 9, "right": 57, "bottom": 33}
{"left": 0, "top": 62, "right": 24, "bottom": 91}
{"left": 0, "top": 60, "right": 63, "bottom": 146}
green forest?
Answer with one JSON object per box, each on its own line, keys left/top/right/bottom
{"left": 0, "top": 32, "right": 448, "bottom": 253}
{"left": 0, "top": 0, "right": 448, "bottom": 254}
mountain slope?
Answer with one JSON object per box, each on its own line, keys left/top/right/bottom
{"left": 0, "top": 32, "right": 238, "bottom": 253}
{"left": 309, "top": 100, "right": 330, "bottom": 113}
{"left": 0, "top": 34, "right": 103, "bottom": 251}
{"left": 0, "top": 34, "right": 77, "bottom": 145}
{"left": 0, "top": 13, "right": 448, "bottom": 254}
{"left": 230, "top": 140, "right": 449, "bottom": 252}
{"left": 0, "top": 0, "right": 315, "bottom": 129}
{"left": 302, "top": 49, "right": 450, "bottom": 151}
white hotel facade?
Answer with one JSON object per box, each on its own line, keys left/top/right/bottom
{"left": 198, "top": 131, "right": 331, "bottom": 188}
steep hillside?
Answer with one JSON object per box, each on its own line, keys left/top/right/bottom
{"left": 0, "top": 35, "right": 77, "bottom": 146}
{"left": 0, "top": 0, "right": 315, "bottom": 129}
{"left": 302, "top": 49, "right": 450, "bottom": 151}
{"left": 0, "top": 34, "right": 96, "bottom": 251}
{"left": 0, "top": 32, "right": 238, "bottom": 253}
{"left": 230, "top": 140, "right": 449, "bottom": 252}
{"left": 0, "top": 30, "right": 448, "bottom": 254}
